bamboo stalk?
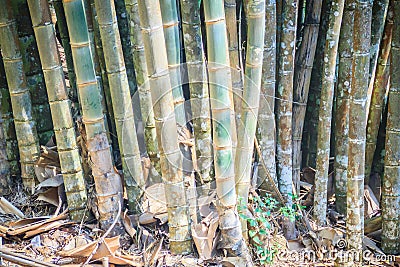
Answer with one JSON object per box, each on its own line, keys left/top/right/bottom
{"left": 0, "top": 53, "right": 19, "bottom": 177}
{"left": 93, "top": 0, "right": 144, "bottom": 213}
{"left": 258, "top": 0, "right": 277, "bottom": 189}
{"left": 137, "top": 0, "right": 191, "bottom": 254}
{"left": 382, "top": 0, "right": 400, "bottom": 254}
{"left": 62, "top": 0, "right": 124, "bottom": 235}
{"left": 179, "top": 0, "right": 213, "bottom": 188}
{"left": 313, "top": 0, "right": 345, "bottom": 226}
{"left": 346, "top": 0, "right": 372, "bottom": 252}
{"left": 124, "top": 0, "right": 160, "bottom": 173}
{"left": 0, "top": 115, "right": 10, "bottom": 195}
{"left": 203, "top": 0, "right": 251, "bottom": 262}
{"left": 276, "top": 0, "right": 298, "bottom": 239}
{"left": 334, "top": 0, "right": 355, "bottom": 215}
{"left": 27, "top": 0, "right": 88, "bottom": 221}
{"left": 365, "top": 10, "right": 392, "bottom": 185}
{"left": 0, "top": 0, "right": 40, "bottom": 193}
{"left": 292, "top": 0, "right": 322, "bottom": 193}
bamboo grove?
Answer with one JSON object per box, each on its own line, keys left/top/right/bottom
{"left": 0, "top": 0, "right": 399, "bottom": 264}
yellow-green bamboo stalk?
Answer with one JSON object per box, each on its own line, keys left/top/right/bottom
{"left": 0, "top": 0, "right": 40, "bottom": 193}
{"left": 292, "top": 0, "right": 322, "bottom": 193}
{"left": 334, "top": 0, "right": 355, "bottom": 215}
{"left": 10, "top": 0, "right": 54, "bottom": 145}
{"left": 365, "top": 10, "right": 392, "bottom": 185}
{"left": 0, "top": 53, "right": 19, "bottom": 177}
{"left": 346, "top": 0, "right": 372, "bottom": 253}
{"left": 203, "top": 0, "right": 251, "bottom": 262}
{"left": 179, "top": 0, "right": 213, "bottom": 187}
{"left": 276, "top": 0, "right": 298, "bottom": 239}
{"left": 258, "top": 0, "right": 277, "bottom": 188}
{"left": 159, "top": 0, "right": 186, "bottom": 125}
{"left": 62, "top": 0, "right": 124, "bottom": 235}
{"left": 313, "top": 0, "right": 344, "bottom": 226}
{"left": 236, "top": 0, "right": 266, "bottom": 235}
{"left": 27, "top": 0, "right": 88, "bottom": 221}
{"left": 93, "top": 0, "right": 144, "bottom": 213}
{"left": 382, "top": 0, "right": 400, "bottom": 254}
{"left": 124, "top": 0, "right": 159, "bottom": 173}
{"left": 137, "top": 0, "right": 191, "bottom": 254}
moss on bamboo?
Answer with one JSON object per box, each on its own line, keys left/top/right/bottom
{"left": 0, "top": 0, "right": 40, "bottom": 193}
{"left": 62, "top": 0, "right": 124, "bottom": 235}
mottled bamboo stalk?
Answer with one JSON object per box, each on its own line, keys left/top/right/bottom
{"left": 27, "top": 0, "right": 88, "bottom": 221}
{"left": 93, "top": 0, "right": 144, "bottom": 213}
{"left": 0, "top": 0, "right": 40, "bottom": 193}
{"left": 203, "top": 0, "right": 251, "bottom": 262}
{"left": 258, "top": 0, "right": 277, "bottom": 188}
{"left": 0, "top": 53, "right": 19, "bottom": 177}
{"left": 365, "top": 10, "right": 392, "bottom": 185}
{"left": 292, "top": 0, "right": 322, "bottom": 193}
{"left": 62, "top": 0, "right": 124, "bottom": 235}
{"left": 10, "top": 0, "right": 53, "bottom": 145}
{"left": 179, "top": 0, "right": 213, "bottom": 186}
{"left": 124, "top": 0, "right": 159, "bottom": 173}
{"left": 137, "top": 0, "right": 191, "bottom": 254}
{"left": 236, "top": 0, "right": 266, "bottom": 235}
{"left": 0, "top": 116, "right": 10, "bottom": 195}
{"left": 313, "top": 0, "right": 344, "bottom": 226}
{"left": 381, "top": 0, "right": 400, "bottom": 254}
{"left": 276, "top": 0, "right": 298, "bottom": 239}
{"left": 159, "top": 0, "right": 186, "bottom": 125}
{"left": 346, "top": 0, "right": 372, "bottom": 252}
{"left": 53, "top": 0, "right": 78, "bottom": 106}
{"left": 334, "top": 0, "right": 355, "bottom": 215}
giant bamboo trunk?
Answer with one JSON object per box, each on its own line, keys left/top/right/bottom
{"left": 276, "top": 0, "right": 298, "bottom": 239}
{"left": 159, "top": 0, "right": 186, "bottom": 125}
{"left": 365, "top": 10, "right": 392, "bottom": 185}
{"left": 382, "top": 0, "right": 400, "bottom": 254}
{"left": 27, "top": 0, "right": 88, "bottom": 221}
{"left": 0, "top": 54, "right": 19, "bottom": 177}
{"left": 124, "top": 0, "right": 159, "bottom": 173}
{"left": 258, "top": 0, "right": 277, "bottom": 188}
{"left": 10, "top": 0, "right": 53, "bottom": 145}
{"left": 292, "top": 0, "right": 322, "bottom": 193}
{"left": 203, "top": 0, "right": 251, "bottom": 262}
{"left": 0, "top": 0, "right": 40, "bottom": 193}
{"left": 179, "top": 0, "right": 213, "bottom": 188}
{"left": 346, "top": 0, "right": 372, "bottom": 253}
{"left": 236, "top": 0, "right": 266, "bottom": 234}
{"left": 93, "top": 0, "right": 144, "bottom": 213}
{"left": 313, "top": 0, "right": 344, "bottom": 226}
{"left": 334, "top": 0, "right": 355, "bottom": 215}
{"left": 137, "top": 0, "right": 191, "bottom": 254}
{"left": 62, "top": 0, "right": 124, "bottom": 235}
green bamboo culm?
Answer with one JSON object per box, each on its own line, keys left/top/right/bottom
{"left": 334, "top": 0, "right": 355, "bottom": 215}
{"left": 124, "top": 0, "right": 160, "bottom": 173}
{"left": 159, "top": 0, "right": 186, "bottom": 125}
{"left": 382, "top": 0, "right": 400, "bottom": 254}
{"left": 179, "top": 0, "right": 213, "bottom": 188}
{"left": 27, "top": 0, "right": 88, "bottom": 221}
{"left": 365, "top": 10, "right": 392, "bottom": 185}
{"left": 0, "top": 112, "right": 11, "bottom": 195}
{"left": 346, "top": 0, "right": 372, "bottom": 254}
{"left": 235, "top": 0, "right": 266, "bottom": 235}
{"left": 0, "top": 0, "right": 40, "bottom": 193}
{"left": 10, "top": 0, "right": 53, "bottom": 145}
{"left": 62, "top": 0, "right": 124, "bottom": 235}
{"left": 203, "top": 0, "right": 252, "bottom": 263}
{"left": 93, "top": 0, "right": 144, "bottom": 213}
{"left": 137, "top": 0, "right": 191, "bottom": 254}
{"left": 313, "top": 0, "right": 345, "bottom": 226}
{"left": 53, "top": 0, "right": 79, "bottom": 108}
{"left": 0, "top": 54, "right": 20, "bottom": 177}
